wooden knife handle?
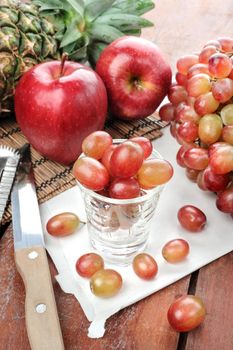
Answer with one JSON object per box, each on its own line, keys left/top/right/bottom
{"left": 14, "top": 246, "right": 64, "bottom": 350}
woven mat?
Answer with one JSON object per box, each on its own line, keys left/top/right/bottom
{"left": 0, "top": 114, "right": 168, "bottom": 225}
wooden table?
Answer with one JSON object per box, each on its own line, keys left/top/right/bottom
{"left": 1, "top": 1, "right": 233, "bottom": 349}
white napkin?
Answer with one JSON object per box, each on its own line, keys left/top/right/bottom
{"left": 40, "top": 128, "right": 233, "bottom": 338}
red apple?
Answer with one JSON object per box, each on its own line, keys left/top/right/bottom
{"left": 14, "top": 57, "right": 108, "bottom": 164}
{"left": 96, "top": 36, "right": 172, "bottom": 120}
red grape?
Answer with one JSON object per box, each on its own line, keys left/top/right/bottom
{"left": 73, "top": 157, "right": 110, "bottom": 191}
{"left": 212, "top": 78, "right": 233, "bottom": 103}
{"left": 130, "top": 136, "right": 153, "bottom": 159}
{"left": 133, "top": 253, "right": 158, "bottom": 280}
{"left": 187, "top": 73, "right": 211, "bottom": 97}
{"left": 177, "top": 205, "right": 207, "bottom": 232}
{"left": 186, "top": 96, "right": 196, "bottom": 107}
{"left": 220, "top": 104, "right": 233, "bottom": 125}
{"left": 216, "top": 188, "right": 233, "bottom": 213}
{"left": 177, "top": 121, "right": 199, "bottom": 143}
{"left": 176, "top": 55, "right": 199, "bottom": 75}
{"left": 203, "top": 166, "right": 230, "bottom": 192}
{"left": 167, "top": 295, "right": 206, "bottom": 332}
{"left": 185, "top": 168, "right": 200, "bottom": 182}
{"left": 194, "top": 92, "right": 219, "bottom": 116}
{"left": 110, "top": 141, "right": 144, "bottom": 178}
{"left": 222, "top": 125, "right": 233, "bottom": 145}
{"left": 137, "top": 158, "right": 173, "bottom": 188}
{"left": 204, "top": 39, "right": 221, "bottom": 49}
{"left": 170, "top": 121, "right": 178, "bottom": 138}
{"left": 76, "top": 253, "right": 104, "bottom": 278}
{"left": 209, "top": 144, "right": 233, "bottom": 174}
{"left": 187, "top": 63, "right": 210, "bottom": 78}
{"left": 198, "top": 113, "right": 223, "bottom": 145}
{"left": 176, "top": 144, "right": 195, "bottom": 168}
{"left": 162, "top": 239, "right": 190, "bottom": 263}
{"left": 82, "top": 131, "right": 112, "bottom": 159}
{"left": 90, "top": 269, "right": 122, "bottom": 298}
{"left": 217, "top": 37, "right": 233, "bottom": 52}
{"left": 228, "top": 67, "right": 233, "bottom": 80}
{"left": 109, "top": 177, "right": 140, "bottom": 199}
{"left": 199, "top": 45, "right": 218, "bottom": 63}
{"left": 46, "top": 212, "right": 80, "bottom": 237}
{"left": 175, "top": 101, "right": 187, "bottom": 117}
{"left": 168, "top": 84, "right": 188, "bottom": 106}
{"left": 208, "top": 141, "right": 230, "bottom": 157}
{"left": 175, "top": 72, "right": 188, "bottom": 87}
{"left": 175, "top": 105, "right": 200, "bottom": 124}
{"left": 208, "top": 53, "right": 232, "bottom": 78}
{"left": 197, "top": 171, "right": 208, "bottom": 191}
{"left": 101, "top": 144, "right": 117, "bottom": 173}
{"left": 183, "top": 147, "right": 209, "bottom": 170}
{"left": 159, "top": 103, "right": 176, "bottom": 122}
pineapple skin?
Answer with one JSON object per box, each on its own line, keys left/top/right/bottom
{"left": 0, "top": 0, "right": 59, "bottom": 117}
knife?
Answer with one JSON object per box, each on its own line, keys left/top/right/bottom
{"left": 0, "top": 145, "right": 20, "bottom": 223}
{"left": 11, "top": 144, "right": 64, "bottom": 350}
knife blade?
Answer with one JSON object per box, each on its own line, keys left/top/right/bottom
{"left": 0, "top": 146, "right": 20, "bottom": 223}
{"left": 11, "top": 144, "right": 64, "bottom": 350}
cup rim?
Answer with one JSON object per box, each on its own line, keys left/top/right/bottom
{"left": 76, "top": 139, "right": 164, "bottom": 205}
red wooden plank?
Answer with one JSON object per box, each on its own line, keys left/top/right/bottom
{"left": 185, "top": 253, "right": 233, "bottom": 350}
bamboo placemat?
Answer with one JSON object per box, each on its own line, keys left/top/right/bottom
{"left": 0, "top": 114, "right": 168, "bottom": 225}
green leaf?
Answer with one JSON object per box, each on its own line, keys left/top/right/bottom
{"left": 33, "top": 0, "right": 59, "bottom": 6}
{"left": 112, "top": 0, "right": 155, "bottom": 16}
{"left": 68, "top": 35, "right": 90, "bottom": 61}
{"left": 54, "top": 29, "right": 65, "bottom": 40}
{"left": 33, "top": 0, "right": 71, "bottom": 12}
{"left": 66, "top": 0, "right": 84, "bottom": 16}
{"left": 95, "top": 14, "right": 154, "bottom": 31}
{"left": 62, "top": 40, "right": 77, "bottom": 54}
{"left": 60, "top": 20, "right": 82, "bottom": 47}
{"left": 90, "top": 23, "right": 124, "bottom": 44}
{"left": 87, "top": 41, "right": 108, "bottom": 66}
{"left": 39, "top": 12, "right": 67, "bottom": 33}
{"left": 84, "top": 0, "right": 115, "bottom": 21}
{"left": 123, "top": 28, "right": 141, "bottom": 36}
{"left": 37, "top": 5, "right": 64, "bottom": 11}
{"left": 69, "top": 45, "right": 87, "bottom": 60}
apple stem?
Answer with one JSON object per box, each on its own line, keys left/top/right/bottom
{"left": 60, "top": 52, "right": 69, "bottom": 77}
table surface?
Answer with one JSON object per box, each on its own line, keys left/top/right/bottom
{"left": 1, "top": 1, "right": 233, "bottom": 349}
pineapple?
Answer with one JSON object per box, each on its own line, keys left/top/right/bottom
{"left": 0, "top": 0, "right": 155, "bottom": 117}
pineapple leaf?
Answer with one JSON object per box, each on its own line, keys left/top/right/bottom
{"left": 95, "top": 14, "right": 154, "bottom": 32}
{"left": 60, "top": 20, "right": 82, "bottom": 48}
{"left": 68, "top": 34, "right": 90, "bottom": 61}
{"left": 40, "top": 12, "right": 66, "bottom": 33}
{"left": 123, "top": 28, "right": 141, "bottom": 36}
{"left": 90, "top": 24, "right": 124, "bottom": 44}
{"left": 112, "top": 0, "right": 155, "bottom": 16}
{"left": 84, "top": 0, "right": 115, "bottom": 21}
{"left": 33, "top": 0, "right": 71, "bottom": 12}
{"left": 87, "top": 41, "right": 108, "bottom": 66}
{"left": 66, "top": 0, "right": 84, "bottom": 17}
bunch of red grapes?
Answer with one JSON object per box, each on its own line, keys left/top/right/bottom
{"left": 73, "top": 131, "right": 173, "bottom": 199}
{"left": 159, "top": 36, "right": 233, "bottom": 217}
